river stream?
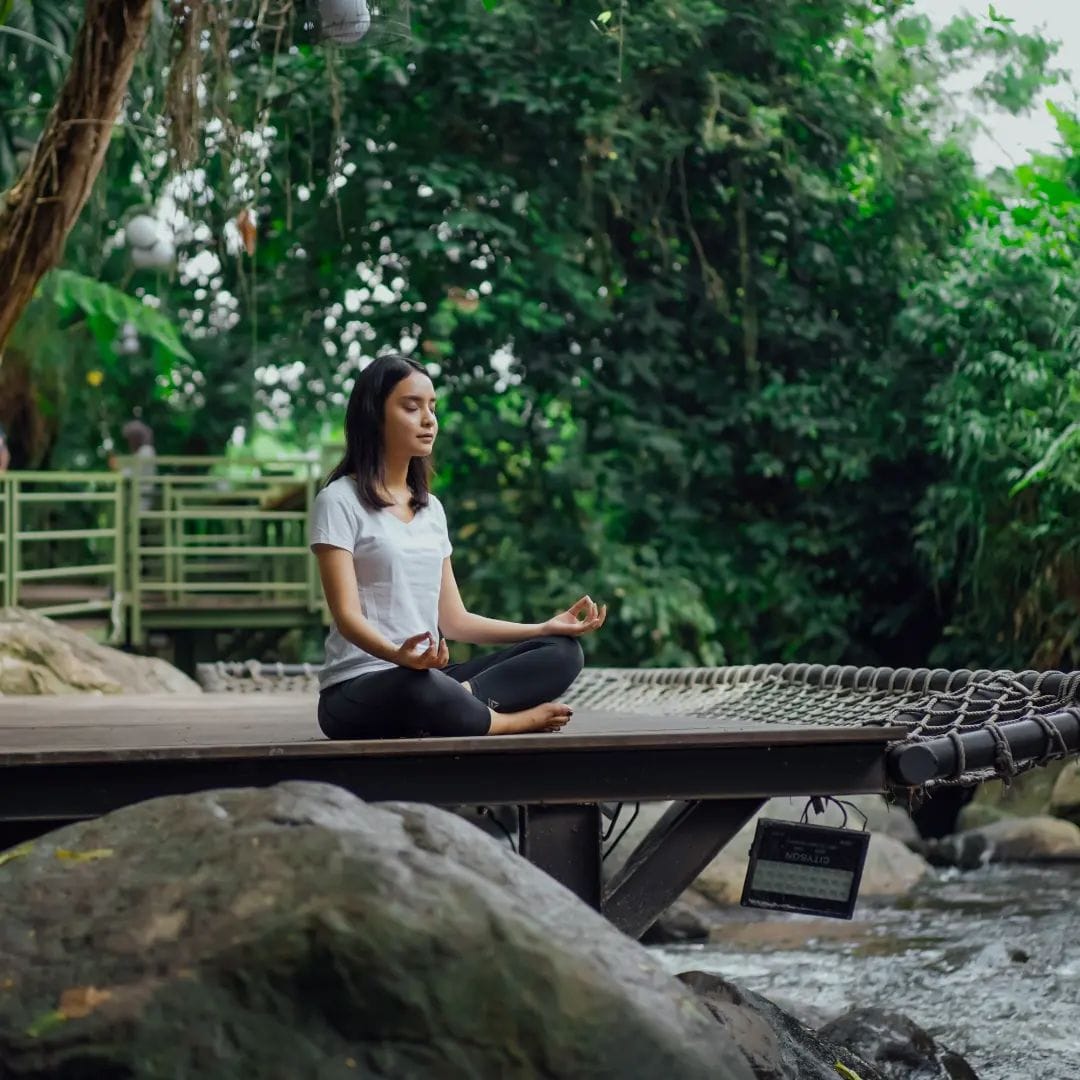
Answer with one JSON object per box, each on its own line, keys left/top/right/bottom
{"left": 652, "top": 862, "right": 1080, "bottom": 1080}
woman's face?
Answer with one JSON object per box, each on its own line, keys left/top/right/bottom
{"left": 383, "top": 370, "right": 438, "bottom": 459}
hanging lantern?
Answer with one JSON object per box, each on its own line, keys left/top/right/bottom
{"left": 319, "top": 0, "right": 372, "bottom": 44}
{"left": 125, "top": 214, "right": 175, "bottom": 271}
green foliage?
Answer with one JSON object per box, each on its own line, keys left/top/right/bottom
{"left": 902, "top": 108, "right": 1080, "bottom": 669}
{"left": 6, "top": 271, "right": 198, "bottom": 465}
{"left": 0, "top": 0, "right": 75, "bottom": 179}
{"left": 3, "top": 0, "right": 1075, "bottom": 670}
{"left": 41, "top": 269, "right": 193, "bottom": 367}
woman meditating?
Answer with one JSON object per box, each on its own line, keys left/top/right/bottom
{"left": 310, "top": 353, "right": 607, "bottom": 739}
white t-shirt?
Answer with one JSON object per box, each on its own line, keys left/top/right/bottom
{"left": 309, "top": 476, "right": 453, "bottom": 690}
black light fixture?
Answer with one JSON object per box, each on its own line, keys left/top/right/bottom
{"left": 740, "top": 816, "right": 870, "bottom": 920}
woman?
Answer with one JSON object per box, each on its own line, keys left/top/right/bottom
{"left": 310, "top": 354, "right": 607, "bottom": 739}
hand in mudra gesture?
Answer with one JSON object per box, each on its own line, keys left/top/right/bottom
{"left": 543, "top": 595, "right": 607, "bottom": 638}
{"left": 392, "top": 632, "right": 449, "bottom": 670}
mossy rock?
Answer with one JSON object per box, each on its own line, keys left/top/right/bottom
{"left": 967, "top": 758, "right": 1070, "bottom": 818}
{"left": 1049, "top": 760, "right": 1080, "bottom": 826}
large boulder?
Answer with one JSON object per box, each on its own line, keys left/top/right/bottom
{"left": 966, "top": 759, "right": 1069, "bottom": 820}
{"left": 0, "top": 606, "right": 198, "bottom": 694}
{"left": 1048, "top": 760, "right": 1080, "bottom": 826}
{"left": 0, "top": 782, "right": 756, "bottom": 1079}
{"left": 605, "top": 796, "right": 927, "bottom": 917}
{"left": 818, "top": 1007, "right": 978, "bottom": 1079}
{"left": 604, "top": 797, "right": 918, "bottom": 881}
{"left": 922, "top": 814, "right": 1080, "bottom": 867}
{"left": 678, "top": 972, "right": 887, "bottom": 1080}
{"left": 692, "top": 827, "right": 930, "bottom": 908}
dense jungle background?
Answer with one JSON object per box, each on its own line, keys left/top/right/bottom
{"left": 1, "top": 0, "right": 1078, "bottom": 671}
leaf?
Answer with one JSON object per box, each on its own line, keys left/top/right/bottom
{"left": 58, "top": 985, "right": 113, "bottom": 1019}
{"left": 1009, "top": 422, "right": 1080, "bottom": 496}
{"left": 596, "top": 11, "right": 613, "bottom": 24}
{"left": 0, "top": 842, "right": 33, "bottom": 866}
{"left": 26, "top": 1009, "right": 67, "bottom": 1037}
{"left": 54, "top": 848, "right": 114, "bottom": 863}
{"left": 38, "top": 270, "right": 194, "bottom": 364}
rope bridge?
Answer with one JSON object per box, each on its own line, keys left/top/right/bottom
{"left": 195, "top": 661, "right": 1080, "bottom": 790}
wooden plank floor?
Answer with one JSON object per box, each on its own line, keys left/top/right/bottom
{"left": 0, "top": 693, "right": 907, "bottom": 764}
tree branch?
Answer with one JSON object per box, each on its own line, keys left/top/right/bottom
{"left": 0, "top": 0, "right": 156, "bottom": 352}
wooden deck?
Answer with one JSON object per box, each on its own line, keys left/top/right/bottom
{"left": 0, "top": 693, "right": 907, "bottom": 826}
{"left": 0, "top": 692, "right": 906, "bottom": 762}
{"left": 0, "top": 694, "right": 909, "bottom": 936}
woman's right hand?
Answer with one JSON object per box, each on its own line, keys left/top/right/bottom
{"left": 389, "top": 632, "right": 449, "bottom": 670}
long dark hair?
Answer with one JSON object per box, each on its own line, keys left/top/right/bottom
{"left": 325, "top": 353, "right": 435, "bottom": 513}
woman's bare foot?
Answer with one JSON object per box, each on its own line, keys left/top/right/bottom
{"left": 487, "top": 702, "right": 573, "bottom": 735}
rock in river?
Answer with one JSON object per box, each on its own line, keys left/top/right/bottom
{"left": 1049, "top": 760, "right": 1080, "bottom": 827}
{"left": 0, "top": 782, "right": 756, "bottom": 1079}
{"left": 923, "top": 814, "right": 1080, "bottom": 867}
{"left": 819, "top": 1007, "right": 979, "bottom": 1079}
{"left": 678, "top": 972, "right": 888, "bottom": 1080}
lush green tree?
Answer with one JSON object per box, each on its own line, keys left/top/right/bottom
{"left": 902, "top": 105, "right": 1080, "bottom": 669}
{"left": 1, "top": 0, "right": 1071, "bottom": 670}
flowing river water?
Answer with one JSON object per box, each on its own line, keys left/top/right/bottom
{"left": 652, "top": 862, "right": 1080, "bottom": 1080}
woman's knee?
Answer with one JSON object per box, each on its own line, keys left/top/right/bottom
{"left": 400, "top": 669, "right": 490, "bottom": 736}
{"left": 537, "top": 634, "right": 584, "bottom": 684}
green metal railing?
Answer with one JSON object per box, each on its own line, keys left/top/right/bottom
{"left": 0, "top": 471, "right": 126, "bottom": 634}
{"left": 1, "top": 455, "right": 327, "bottom": 644}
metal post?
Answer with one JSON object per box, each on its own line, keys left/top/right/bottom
{"left": 10, "top": 476, "right": 20, "bottom": 608}
{"left": 112, "top": 474, "right": 126, "bottom": 643}
{"left": 603, "top": 798, "right": 765, "bottom": 939}
{"left": 305, "top": 466, "right": 317, "bottom": 612}
{"left": 128, "top": 473, "right": 142, "bottom": 647}
{"left": 1, "top": 477, "right": 10, "bottom": 607}
{"left": 518, "top": 803, "right": 602, "bottom": 908}
{"left": 164, "top": 478, "right": 175, "bottom": 601}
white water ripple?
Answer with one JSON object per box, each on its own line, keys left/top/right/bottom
{"left": 652, "top": 863, "right": 1080, "bottom": 1080}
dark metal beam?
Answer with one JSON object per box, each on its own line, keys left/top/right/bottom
{"left": 0, "top": 740, "right": 891, "bottom": 823}
{"left": 518, "top": 804, "right": 602, "bottom": 908}
{"left": 888, "top": 707, "right": 1080, "bottom": 785}
{"left": 603, "top": 799, "right": 765, "bottom": 939}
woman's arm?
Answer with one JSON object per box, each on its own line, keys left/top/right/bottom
{"left": 314, "top": 545, "right": 403, "bottom": 661}
{"left": 438, "top": 558, "right": 545, "bottom": 645}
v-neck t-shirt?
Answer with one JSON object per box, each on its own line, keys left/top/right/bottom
{"left": 309, "top": 476, "right": 453, "bottom": 690}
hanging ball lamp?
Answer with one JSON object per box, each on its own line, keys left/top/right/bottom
{"left": 319, "top": 0, "right": 372, "bottom": 44}
{"left": 125, "top": 214, "right": 176, "bottom": 271}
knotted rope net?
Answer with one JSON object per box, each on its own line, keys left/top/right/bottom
{"left": 196, "top": 661, "right": 1080, "bottom": 786}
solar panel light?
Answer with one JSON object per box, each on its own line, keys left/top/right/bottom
{"left": 740, "top": 798, "right": 870, "bottom": 920}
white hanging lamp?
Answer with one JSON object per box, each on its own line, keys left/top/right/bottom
{"left": 319, "top": 0, "right": 372, "bottom": 44}
{"left": 125, "top": 214, "right": 175, "bottom": 271}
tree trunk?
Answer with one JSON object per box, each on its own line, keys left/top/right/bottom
{"left": 0, "top": 0, "right": 155, "bottom": 353}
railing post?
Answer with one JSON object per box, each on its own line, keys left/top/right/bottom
{"left": 1, "top": 476, "right": 9, "bottom": 607}
{"left": 305, "top": 464, "right": 317, "bottom": 613}
{"left": 128, "top": 473, "right": 142, "bottom": 647}
{"left": 112, "top": 472, "right": 126, "bottom": 644}
{"left": 164, "top": 477, "right": 175, "bottom": 603}
{"left": 10, "top": 475, "right": 20, "bottom": 608}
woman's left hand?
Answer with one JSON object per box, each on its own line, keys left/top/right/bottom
{"left": 543, "top": 595, "right": 607, "bottom": 638}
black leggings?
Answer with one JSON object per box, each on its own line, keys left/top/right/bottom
{"left": 317, "top": 634, "right": 585, "bottom": 739}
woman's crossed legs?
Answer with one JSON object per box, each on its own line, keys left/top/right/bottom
{"left": 317, "top": 635, "right": 584, "bottom": 740}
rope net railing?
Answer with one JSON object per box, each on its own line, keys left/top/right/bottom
{"left": 195, "top": 661, "right": 1080, "bottom": 787}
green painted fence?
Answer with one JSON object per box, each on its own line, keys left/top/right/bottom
{"left": 0, "top": 455, "right": 329, "bottom": 644}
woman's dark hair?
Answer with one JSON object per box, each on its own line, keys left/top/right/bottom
{"left": 325, "top": 353, "right": 435, "bottom": 512}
